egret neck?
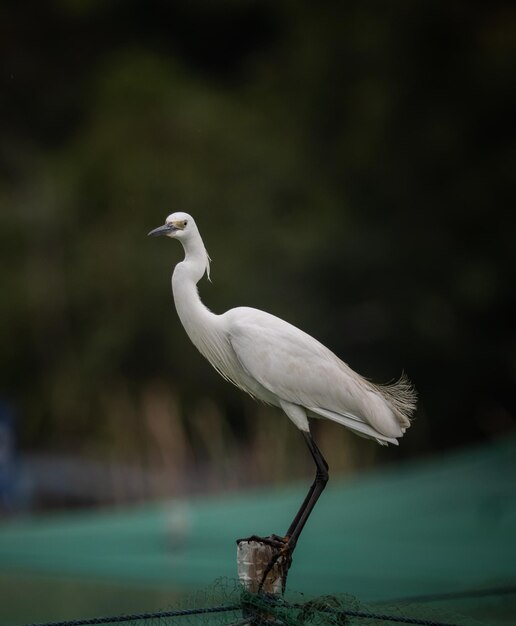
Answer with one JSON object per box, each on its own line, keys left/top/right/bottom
{"left": 171, "top": 232, "right": 217, "bottom": 359}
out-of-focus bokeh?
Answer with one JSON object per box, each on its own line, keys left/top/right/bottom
{"left": 1, "top": 1, "right": 515, "bottom": 623}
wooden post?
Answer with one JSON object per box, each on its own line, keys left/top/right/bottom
{"left": 237, "top": 539, "right": 289, "bottom": 594}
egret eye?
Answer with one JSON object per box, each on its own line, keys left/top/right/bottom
{"left": 183, "top": 220, "right": 188, "bottom": 227}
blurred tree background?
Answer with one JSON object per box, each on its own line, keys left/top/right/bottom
{"left": 0, "top": 0, "right": 515, "bottom": 509}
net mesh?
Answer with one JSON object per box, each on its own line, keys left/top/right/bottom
{"left": 93, "top": 579, "right": 492, "bottom": 626}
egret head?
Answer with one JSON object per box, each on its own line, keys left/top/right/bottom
{"left": 149, "top": 212, "right": 211, "bottom": 280}
{"left": 148, "top": 212, "right": 194, "bottom": 239}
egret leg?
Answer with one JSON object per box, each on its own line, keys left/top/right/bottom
{"left": 285, "top": 431, "right": 329, "bottom": 548}
{"left": 237, "top": 431, "right": 329, "bottom": 548}
{"left": 237, "top": 431, "right": 328, "bottom": 591}
{"left": 252, "top": 431, "right": 329, "bottom": 591}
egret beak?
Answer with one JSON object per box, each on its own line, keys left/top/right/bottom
{"left": 148, "top": 223, "right": 177, "bottom": 237}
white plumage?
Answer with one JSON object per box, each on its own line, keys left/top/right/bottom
{"left": 149, "top": 211, "right": 417, "bottom": 565}
{"left": 149, "top": 212, "right": 416, "bottom": 446}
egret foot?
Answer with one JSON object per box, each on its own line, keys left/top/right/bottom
{"left": 236, "top": 535, "right": 294, "bottom": 593}
{"left": 236, "top": 534, "right": 287, "bottom": 550}
{"left": 259, "top": 538, "right": 294, "bottom": 592}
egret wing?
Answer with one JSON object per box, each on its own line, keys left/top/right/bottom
{"left": 226, "top": 307, "right": 372, "bottom": 421}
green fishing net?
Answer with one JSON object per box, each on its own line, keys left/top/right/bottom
{"left": 78, "top": 579, "right": 512, "bottom": 626}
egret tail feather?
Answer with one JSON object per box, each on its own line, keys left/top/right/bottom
{"left": 308, "top": 406, "right": 399, "bottom": 445}
{"left": 372, "top": 372, "right": 417, "bottom": 428}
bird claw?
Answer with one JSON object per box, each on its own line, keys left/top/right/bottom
{"left": 237, "top": 534, "right": 293, "bottom": 593}
{"left": 260, "top": 539, "right": 293, "bottom": 593}
{"left": 236, "top": 534, "right": 288, "bottom": 550}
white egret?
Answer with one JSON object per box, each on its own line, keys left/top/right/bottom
{"left": 149, "top": 213, "right": 416, "bottom": 561}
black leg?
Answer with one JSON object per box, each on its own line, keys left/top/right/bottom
{"left": 285, "top": 431, "right": 329, "bottom": 548}
{"left": 237, "top": 430, "right": 329, "bottom": 592}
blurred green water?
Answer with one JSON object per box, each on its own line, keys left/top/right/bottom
{"left": 1, "top": 436, "right": 514, "bottom": 624}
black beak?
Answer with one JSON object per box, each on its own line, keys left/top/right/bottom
{"left": 148, "top": 223, "right": 176, "bottom": 237}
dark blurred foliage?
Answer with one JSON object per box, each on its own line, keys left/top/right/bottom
{"left": 0, "top": 0, "right": 515, "bottom": 499}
